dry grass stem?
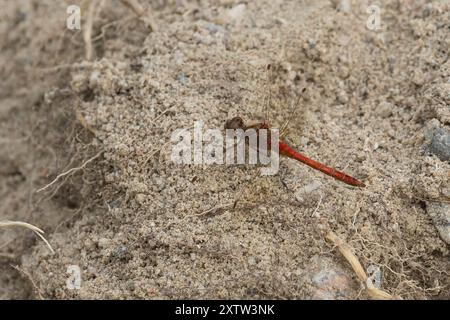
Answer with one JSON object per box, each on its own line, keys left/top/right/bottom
{"left": 83, "top": 0, "right": 99, "bottom": 61}
{"left": 0, "top": 221, "right": 54, "bottom": 254}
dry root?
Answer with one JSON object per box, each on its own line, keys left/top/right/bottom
{"left": 0, "top": 221, "right": 54, "bottom": 254}
{"left": 325, "top": 230, "right": 396, "bottom": 300}
{"left": 36, "top": 151, "right": 103, "bottom": 193}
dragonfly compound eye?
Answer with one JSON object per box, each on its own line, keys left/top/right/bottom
{"left": 224, "top": 117, "right": 244, "bottom": 130}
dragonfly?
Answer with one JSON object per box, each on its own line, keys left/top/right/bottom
{"left": 224, "top": 116, "right": 365, "bottom": 188}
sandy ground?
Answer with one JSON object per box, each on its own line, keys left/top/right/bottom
{"left": 0, "top": 0, "right": 449, "bottom": 299}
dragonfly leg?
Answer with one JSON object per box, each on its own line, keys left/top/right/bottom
{"left": 279, "top": 119, "right": 291, "bottom": 139}
{"left": 280, "top": 127, "right": 290, "bottom": 139}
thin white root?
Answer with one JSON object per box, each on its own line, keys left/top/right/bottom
{"left": 36, "top": 151, "right": 102, "bottom": 193}
{"left": 163, "top": 203, "right": 233, "bottom": 230}
{"left": 0, "top": 221, "right": 55, "bottom": 254}
{"left": 11, "top": 265, "right": 45, "bottom": 300}
{"left": 325, "top": 230, "right": 395, "bottom": 300}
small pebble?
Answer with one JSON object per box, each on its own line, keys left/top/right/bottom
{"left": 135, "top": 193, "right": 146, "bottom": 204}
{"left": 311, "top": 268, "right": 352, "bottom": 299}
{"left": 428, "top": 127, "right": 450, "bottom": 162}
{"left": 426, "top": 202, "right": 450, "bottom": 245}
{"left": 337, "top": 0, "right": 351, "bottom": 13}
{"left": 366, "top": 265, "right": 382, "bottom": 289}
{"left": 376, "top": 101, "right": 393, "bottom": 118}
{"left": 98, "top": 238, "right": 111, "bottom": 248}
{"left": 337, "top": 90, "right": 349, "bottom": 104}
{"left": 111, "top": 244, "right": 132, "bottom": 262}
{"left": 226, "top": 4, "right": 246, "bottom": 24}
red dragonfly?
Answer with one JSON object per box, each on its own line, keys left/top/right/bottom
{"left": 224, "top": 116, "right": 365, "bottom": 188}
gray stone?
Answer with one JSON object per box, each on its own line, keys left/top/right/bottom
{"left": 428, "top": 127, "right": 450, "bottom": 162}
{"left": 426, "top": 202, "right": 450, "bottom": 245}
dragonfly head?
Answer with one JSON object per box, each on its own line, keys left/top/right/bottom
{"left": 224, "top": 117, "right": 245, "bottom": 130}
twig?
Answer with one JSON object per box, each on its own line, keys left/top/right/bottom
{"left": 121, "top": 0, "right": 158, "bottom": 31}
{"left": 36, "top": 151, "right": 103, "bottom": 193}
